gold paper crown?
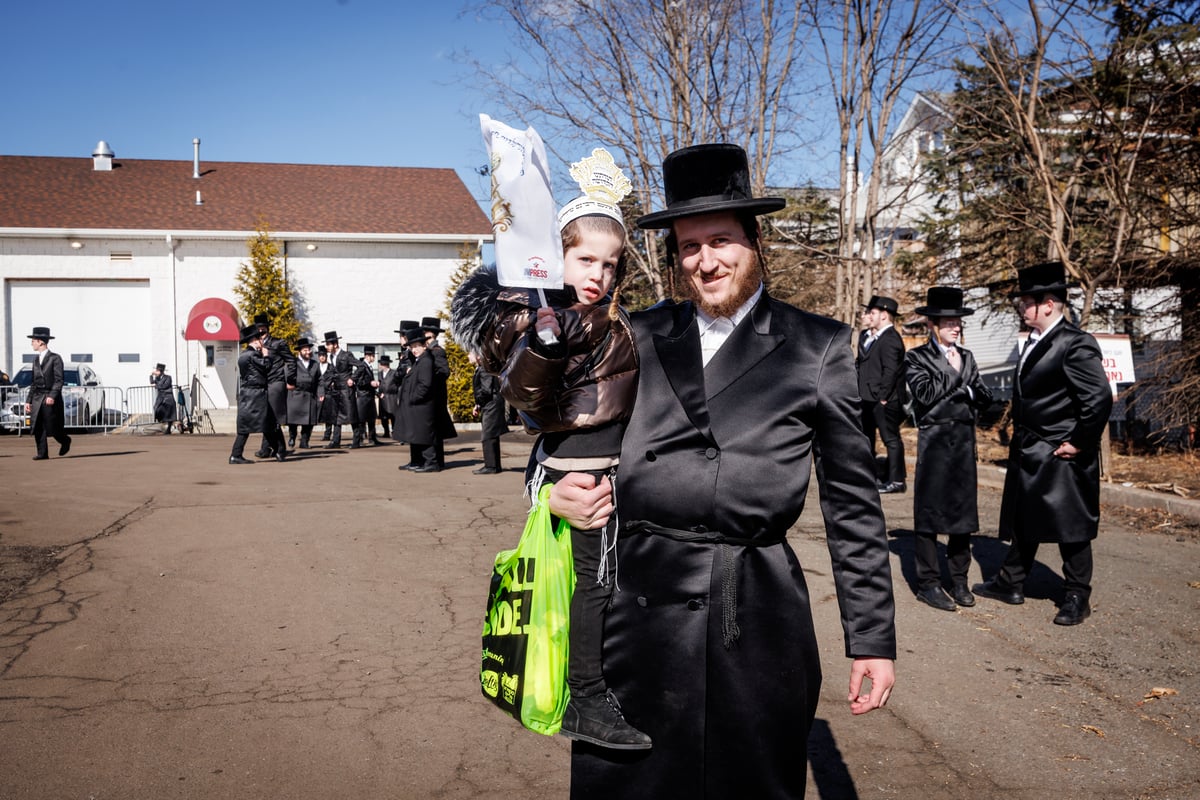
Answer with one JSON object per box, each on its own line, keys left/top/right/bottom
{"left": 557, "top": 148, "right": 632, "bottom": 230}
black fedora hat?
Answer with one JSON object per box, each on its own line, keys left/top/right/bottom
{"left": 239, "top": 324, "right": 262, "bottom": 344}
{"left": 27, "top": 326, "right": 55, "bottom": 340}
{"left": 403, "top": 327, "right": 427, "bottom": 344}
{"left": 154, "top": 362, "right": 167, "bottom": 371}
{"left": 254, "top": 313, "right": 270, "bottom": 326}
{"left": 294, "top": 337, "right": 314, "bottom": 350}
{"left": 323, "top": 330, "right": 340, "bottom": 343}
{"left": 420, "top": 317, "right": 443, "bottom": 333}
{"left": 915, "top": 287, "right": 974, "bottom": 318}
{"left": 362, "top": 345, "right": 376, "bottom": 356}
{"left": 394, "top": 319, "right": 419, "bottom": 335}
{"left": 1010, "top": 261, "right": 1071, "bottom": 298}
{"left": 863, "top": 295, "right": 899, "bottom": 315}
{"left": 636, "top": 143, "right": 786, "bottom": 230}
{"left": 379, "top": 354, "right": 392, "bottom": 365}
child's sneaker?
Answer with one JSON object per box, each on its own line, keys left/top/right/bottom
{"left": 560, "top": 690, "right": 652, "bottom": 750}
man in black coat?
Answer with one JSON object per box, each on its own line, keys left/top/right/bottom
{"left": 253, "top": 313, "right": 293, "bottom": 457}
{"left": 396, "top": 328, "right": 439, "bottom": 472}
{"left": 469, "top": 352, "right": 505, "bottom": 474}
{"left": 353, "top": 345, "right": 381, "bottom": 446}
{"left": 321, "top": 331, "right": 363, "bottom": 450}
{"left": 905, "top": 287, "right": 994, "bottom": 611}
{"left": 974, "top": 261, "right": 1113, "bottom": 626}
{"left": 286, "top": 337, "right": 321, "bottom": 449}
{"left": 377, "top": 354, "right": 399, "bottom": 439}
{"left": 856, "top": 295, "right": 907, "bottom": 492}
{"left": 151, "top": 363, "right": 176, "bottom": 434}
{"left": 230, "top": 325, "right": 286, "bottom": 464}
{"left": 549, "top": 144, "right": 895, "bottom": 800}
{"left": 24, "top": 326, "right": 71, "bottom": 460}
{"left": 421, "top": 317, "right": 457, "bottom": 468}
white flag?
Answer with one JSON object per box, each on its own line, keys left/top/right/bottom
{"left": 480, "top": 114, "right": 564, "bottom": 290}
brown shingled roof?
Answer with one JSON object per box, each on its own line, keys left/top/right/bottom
{"left": 0, "top": 155, "right": 493, "bottom": 237}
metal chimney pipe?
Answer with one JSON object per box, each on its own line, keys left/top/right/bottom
{"left": 193, "top": 138, "right": 201, "bottom": 179}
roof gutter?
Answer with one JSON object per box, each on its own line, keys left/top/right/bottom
{"left": 0, "top": 227, "right": 494, "bottom": 243}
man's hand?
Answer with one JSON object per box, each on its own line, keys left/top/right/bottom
{"left": 1053, "top": 441, "right": 1080, "bottom": 459}
{"left": 848, "top": 657, "right": 894, "bottom": 715}
{"left": 548, "top": 473, "right": 612, "bottom": 530}
{"left": 44, "top": 397, "right": 54, "bottom": 406}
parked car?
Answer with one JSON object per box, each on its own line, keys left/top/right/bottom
{"left": 2, "top": 363, "right": 106, "bottom": 430}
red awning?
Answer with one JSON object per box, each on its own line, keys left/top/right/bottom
{"left": 185, "top": 298, "right": 241, "bottom": 341}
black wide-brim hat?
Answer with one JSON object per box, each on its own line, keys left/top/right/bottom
{"left": 254, "top": 313, "right": 270, "bottom": 326}
{"left": 240, "top": 324, "right": 262, "bottom": 344}
{"left": 155, "top": 363, "right": 167, "bottom": 371}
{"left": 323, "top": 330, "right": 339, "bottom": 343}
{"left": 363, "top": 345, "right": 376, "bottom": 356}
{"left": 27, "top": 326, "right": 54, "bottom": 340}
{"left": 294, "top": 337, "right": 314, "bottom": 350}
{"left": 636, "top": 143, "right": 787, "bottom": 230}
{"left": 1009, "top": 261, "right": 1072, "bottom": 298}
{"left": 863, "top": 295, "right": 899, "bottom": 315}
{"left": 379, "top": 355, "right": 392, "bottom": 365}
{"left": 394, "top": 319, "right": 419, "bottom": 335}
{"left": 915, "top": 286, "right": 974, "bottom": 318}
{"left": 420, "top": 317, "right": 443, "bottom": 333}
{"left": 403, "top": 327, "right": 427, "bottom": 344}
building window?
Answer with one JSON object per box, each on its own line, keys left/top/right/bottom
{"left": 206, "top": 346, "right": 215, "bottom": 367}
{"left": 71, "top": 353, "right": 93, "bottom": 362}
{"left": 118, "top": 353, "right": 141, "bottom": 363}
{"left": 22, "top": 354, "right": 36, "bottom": 363}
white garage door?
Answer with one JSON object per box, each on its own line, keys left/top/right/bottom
{"left": 9, "top": 280, "right": 152, "bottom": 393}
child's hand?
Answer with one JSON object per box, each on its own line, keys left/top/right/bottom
{"left": 534, "top": 306, "right": 561, "bottom": 339}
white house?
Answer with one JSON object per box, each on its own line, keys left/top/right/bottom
{"left": 0, "top": 141, "right": 493, "bottom": 409}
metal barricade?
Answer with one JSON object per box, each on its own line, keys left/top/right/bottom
{"left": 0, "top": 383, "right": 126, "bottom": 434}
{"left": 1, "top": 384, "right": 27, "bottom": 434}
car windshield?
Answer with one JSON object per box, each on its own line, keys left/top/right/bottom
{"left": 12, "top": 368, "right": 83, "bottom": 387}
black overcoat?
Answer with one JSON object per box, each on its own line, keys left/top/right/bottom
{"left": 394, "top": 351, "right": 435, "bottom": 445}
{"left": 327, "top": 350, "right": 361, "bottom": 426}
{"left": 571, "top": 294, "right": 896, "bottom": 800}
{"left": 905, "top": 340, "right": 993, "bottom": 534}
{"left": 353, "top": 360, "right": 378, "bottom": 425}
{"left": 235, "top": 347, "right": 271, "bottom": 435}
{"left": 999, "top": 320, "right": 1112, "bottom": 543}
{"left": 428, "top": 344, "right": 458, "bottom": 441}
{"left": 263, "top": 335, "right": 293, "bottom": 424}
{"left": 378, "top": 368, "right": 400, "bottom": 416}
{"left": 856, "top": 325, "right": 906, "bottom": 403}
{"left": 28, "top": 351, "right": 65, "bottom": 431}
{"left": 152, "top": 373, "right": 176, "bottom": 422}
{"left": 286, "top": 357, "right": 321, "bottom": 425}
{"left": 472, "top": 367, "right": 507, "bottom": 440}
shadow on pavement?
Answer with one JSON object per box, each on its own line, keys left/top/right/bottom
{"left": 808, "top": 717, "right": 859, "bottom": 799}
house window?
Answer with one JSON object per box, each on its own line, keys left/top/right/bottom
{"left": 118, "top": 353, "right": 141, "bottom": 363}
{"left": 206, "top": 345, "right": 215, "bottom": 367}
{"left": 71, "top": 353, "right": 93, "bottom": 362}
{"left": 22, "top": 354, "right": 36, "bottom": 363}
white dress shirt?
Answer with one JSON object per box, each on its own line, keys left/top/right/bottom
{"left": 696, "top": 284, "right": 763, "bottom": 367}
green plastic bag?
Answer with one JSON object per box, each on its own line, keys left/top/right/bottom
{"left": 480, "top": 483, "right": 575, "bottom": 734}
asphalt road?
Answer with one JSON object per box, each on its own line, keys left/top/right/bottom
{"left": 0, "top": 430, "right": 1197, "bottom": 799}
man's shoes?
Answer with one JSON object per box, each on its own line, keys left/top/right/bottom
{"left": 560, "top": 690, "right": 652, "bottom": 750}
{"left": 324, "top": 442, "right": 341, "bottom": 450}
{"left": 473, "top": 467, "right": 500, "bottom": 475}
{"left": 1053, "top": 593, "right": 1091, "bottom": 626}
{"left": 287, "top": 437, "right": 296, "bottom": 449}
{"left": 229, "top": 456, "right": 254, "bottom": 465}
{"left": 274, "top": 450, "right": 286, "bottom": 463}
{"left": 916, "top": 586, "right": 957, "bottom": 612}
{"left": 410, "top": 465, "right": 440, "bottom": 473}
{"left": 972, "top": 578, "right": 1025, "bottom": 605}
{"left": 877, "top": 480, "right": 907, "bottom": 494}
{"left": 32, "top": 454, "right": 49, "bottom": 461}
{"left": 254, "top": 448, "right": 274, "bottom": 459}
{"left": 59, "top": 437, "right": 72, "bottom": 456}
{"left": 951, "top": 583, "right": 976, "bottom": 607}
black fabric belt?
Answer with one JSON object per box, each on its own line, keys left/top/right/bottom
{"left": 624, "top": 520, "right": 788, "bottom": 650}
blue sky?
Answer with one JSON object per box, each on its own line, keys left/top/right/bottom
{"left": 2, "top": 0, "right": 506, "bottom": 204}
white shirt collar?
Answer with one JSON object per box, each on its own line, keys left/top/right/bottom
{"left": 696, "top": 284, "right": 763, "bottom": 367}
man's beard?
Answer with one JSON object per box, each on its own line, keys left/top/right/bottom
{"left": 680, "top": 255, "right": 764, "bottom": 318}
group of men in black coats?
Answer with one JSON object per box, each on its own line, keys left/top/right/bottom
{"left": 228, "top": 314, "right": 458, "bottom": 469}
{"left": 861, "top": 261, "right": 1111, "bottom": 627}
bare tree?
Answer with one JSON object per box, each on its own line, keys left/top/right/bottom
{"left": 804, "top": 0, "right": 957, "bottom": 324}
{"left": 468, "top": 0, "right": 814, "bottom": 302}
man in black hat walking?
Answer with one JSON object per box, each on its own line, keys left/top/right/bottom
{"left": 974, "top": 261, "right": 1112, "bottom": 626}
{"left": 321, "top": 331, "right": 364, "bottom": 449}
{"left": 151, "top": 363, "right": 176, "bottom": 434}
{"left": 547, "top": 143, "right": 895, "bottom": 799}
{"left": 905, "top": 287, "right": 994, "bottom": 611}
{"left": 252, "top": 313, "right": 293, "bottom": 458}
{"left": 353, "top": 345, "right": 381, "bottom": 446}
{"left": 857, "top": 295, "right": 907, "bottom": 493}
{"left": 286, "top": 337, "right": 321, "bottom": 449}
{"left": 25, "top": 326, "right": 71, "bottom": 460}
{"left": 230, "top": 325, "right": 286, "bottom": 464}
{"left": 421, "top": 317, "right": 457, "bottom": 468}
